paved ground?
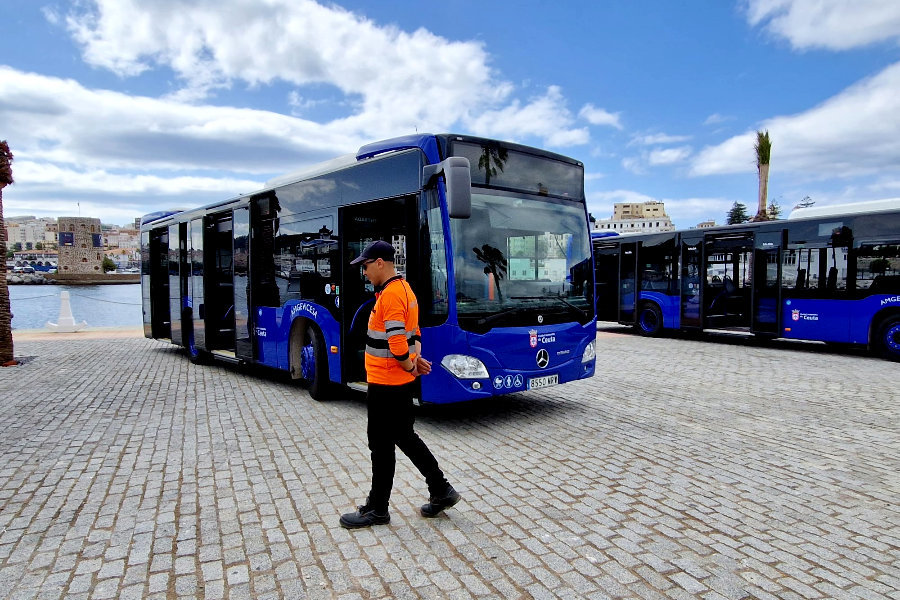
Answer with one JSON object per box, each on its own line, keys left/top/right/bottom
{"left": 0, "top": 326, "right": 898, "bottom": 599}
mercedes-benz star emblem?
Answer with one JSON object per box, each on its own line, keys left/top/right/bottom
{"left": 536, "top": 349, "right": 549, "bottom": 369}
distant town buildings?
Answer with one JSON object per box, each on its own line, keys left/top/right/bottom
{"left": 593, "top": 201, "right": 675, "bottom": 233}
{"left": 3, "top": 215, "right": 141, "bottom": 270}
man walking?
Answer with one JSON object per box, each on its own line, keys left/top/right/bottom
{"left": 340, "top": 240, "right": 460, "bottom": 529}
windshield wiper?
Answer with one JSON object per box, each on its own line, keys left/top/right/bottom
{"left": 510, "top": 295, "right": 585, "bottom": 315}
{"left": 475, "top": 305, "right": 529, "bottom": 326}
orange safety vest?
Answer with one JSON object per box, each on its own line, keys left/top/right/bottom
{"left": 365, "top": 276, "right": 421, "bottom": 385}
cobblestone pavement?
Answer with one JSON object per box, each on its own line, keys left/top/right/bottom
{"left": 0, "top": 327, "right": 898, "bottom": 599}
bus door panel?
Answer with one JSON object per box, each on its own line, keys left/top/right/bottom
{"left": 233, "top": 208, "right": 252, "bottom": 360}
{"left": 340, "top": 196, "right": 416, "bottom": 384}
{"left": 147, "top": 228, "right": 171, "bottom": 339}
{"left": 188, "top": 218, "right": 207, "bottom": 351}
{"left": 203, "top": 211, "right": 236, "bottom": 352}
{"left": 168, "top": 223, "right": 183, "bottom": 346}
{"left": 250, "top": 193, "right": 282, "bottom": 366}
{"left": 593, "top": 245, "right": 619, "bottom": 321}
{"left": 680, "top": 236, "right": 703, "bottom": 328}
{"left": 703, "top": 233, "right": 754, "bottom": 328}
{"left": 752, "top": 231, "right": 782, "bottom": 335}
{"left": 618, "top": 242, "right": 637, "bottom": 324}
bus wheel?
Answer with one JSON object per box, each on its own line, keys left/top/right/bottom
{"left": 301, "top": 327, "right": 332, "bottom": 400}
{"left": 636, "top": 304, "right": 663, "bottom": 337}
{"left": 877, "top": 317, "right": 900, "bottom": 361}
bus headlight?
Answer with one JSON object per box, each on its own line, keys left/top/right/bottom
{"left": 441, "top": 354, "right": 489, "bottom": 379}
{"left": 581, "top": 340, "right": 596, "bottom": 363}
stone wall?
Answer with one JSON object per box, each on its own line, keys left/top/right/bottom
{"left": 57, "top": 217, "right": 104, "bottom": 274}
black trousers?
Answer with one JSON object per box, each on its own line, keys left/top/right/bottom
{"left": 366, "top": 381, "right": 446, "bottom": 512}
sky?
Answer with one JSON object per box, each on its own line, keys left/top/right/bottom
{"left": 2, "top": 0, "right": 900, "bottom": 229}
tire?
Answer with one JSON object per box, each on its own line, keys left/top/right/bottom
{"left": 301, "top": 326, "right": 332, "bottom": 400}
{"left": 636, "top": 304, "right": 663, "bottom": 337}
{"left": 877, "top": 317, "right": 900, "bottom": 362}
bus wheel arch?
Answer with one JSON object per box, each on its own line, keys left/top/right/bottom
{"left": 872, "top": 309, "right": 900, "bottom": 361}
{"left": 289, "top": 318, "right": 332, "bottom": 399}
{"left": 636, "top": 302, "right": 663, "bottom": 337}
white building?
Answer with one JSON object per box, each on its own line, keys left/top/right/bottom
{"left": 4, "top": 217, "right": 58, "bottom": 249}
{"left": 593, "top": 201, "right": 674, "bottom": 234}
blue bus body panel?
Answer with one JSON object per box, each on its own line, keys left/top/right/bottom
{"left": 420, "top": 321, "right": 596, "bottom": 404}
{"left": 357, "top": 135, "right": 442, "bottom": 164}
{"left": 782, "top": 299, "right": 851, "bottom": 342}
{"left": 783, "top": 295, "right": 900, "bottom": 344}
{"left": 255, "top": 307, "right": 280, "bottom": 367}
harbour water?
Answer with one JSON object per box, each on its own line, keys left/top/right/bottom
{"left": 8, "top": 284, "right": 143, "bottom": 330}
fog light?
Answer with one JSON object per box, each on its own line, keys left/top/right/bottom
{"left": 472, "top": 381, "right": 481, "bottom": 390}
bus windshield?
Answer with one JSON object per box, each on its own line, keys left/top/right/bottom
{"left": 451, "top": 191, "right": 593, "bottom": 332}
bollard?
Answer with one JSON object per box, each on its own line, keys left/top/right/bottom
{"left": 46, "top": 290, "right": 87, "bottom": 332}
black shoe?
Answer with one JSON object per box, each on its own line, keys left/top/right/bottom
{"left": 421, "top": 485, "right": 461, "bottom": 518}
{"left": 339, "top": 505, "right": 390, "bottom": 529}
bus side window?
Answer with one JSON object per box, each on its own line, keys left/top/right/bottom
{"left": 855, "top": 242, "right": 900, "bottom": 295}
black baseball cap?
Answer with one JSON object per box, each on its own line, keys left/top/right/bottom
{"left": 350, "top": 240, "right": 395, "bottom": 264}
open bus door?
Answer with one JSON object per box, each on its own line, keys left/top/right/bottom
{"left": 146, "top": 228, "right": 171, "bottom": 339}
{"left": 752, "top": 230, "right": 782, "bottom": 336}
{"left": 203, "top": 211, "right": 240, "bottom": 359}
{"left": 340, "top": 196, "right": 418, "bottom": 388}
{"left": 618, "top": 241, "right": 637, "bottom": 324}
{"left": 184, "top": 218, "right": 207, "bottom": 358}
{"left": 593, "top": 242, "right": 619, "bottom": 321}
{"left": 233, "top": 208, "right": 252, "bottom": 360}
{"left": 680, "top": 233, "right": 703, "bottom": 329}
{"left": 703, "top": 232, "right": 754, "bottom": 330}
{"left": 168, "top": 223, "right": 184, "bottom": 346}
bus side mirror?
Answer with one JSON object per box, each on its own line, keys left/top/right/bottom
{"left": 423, "top": 157, "right": 471, "bottom": 219}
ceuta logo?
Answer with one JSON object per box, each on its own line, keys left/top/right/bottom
{"left": 529, "top": 329, "right": 538, "bottom": 348}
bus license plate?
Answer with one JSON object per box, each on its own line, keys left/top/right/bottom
{"left": 528, "top": 374, "right": 558, "bottom": 390}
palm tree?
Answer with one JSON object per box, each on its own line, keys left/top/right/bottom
{"left": 753, "top": 130, "right": 772, "bottom": 221}
{"left": 0, "top": 140, "right": 15, "bottom": 365}
{"left": 473, "top": 244, "right": 508, "bottom": 301}
{"left": 477, "top": 143, "right": 509, "bottom": 185}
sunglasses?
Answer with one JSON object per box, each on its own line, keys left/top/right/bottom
{"left": 362, "top": 259, "right": 377, "bottom": 270}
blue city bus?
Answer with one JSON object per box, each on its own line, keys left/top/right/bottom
{"left": 592, "top": 202, "right": 900, "bottom": 360}
{"left": 141, "top": 134, "right": 596, "bottom": 403}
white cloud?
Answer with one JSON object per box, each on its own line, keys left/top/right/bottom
{"left": 466, "top": 86, "right": 589, "bottom": 148}
{"left": 691, "top": 61, "right": 900, "bottom": 178}
{"left": 647, "top": 146, "right": 693, "bottom": 166}
{"left": 630, "top": 133, "right": 691, "bottom": 146}
{"left": 0, "top": 66, "right": 360, "bottom": 175}
{"left": 745, "top": 0, "right": 900, "bottom": 50}
{"left": 703, "top": 113, "right": 731, "bottom": 126}
{"left": 621, "top": 156, "right": 646, "bottom": 175}
{"left": 14, "top": 161, "right": 261, "bottom": 196}
{"left": 51, "top": 0, "right": 591, "bottom": 150}
{"left": 578, "top": 104, "right": 623, "bottom": 130}
{"left": 62, "top": 0, "right": 503, "bottom": 137}
{"left": 621, "top": 145, "right": 692, "bottom": 173}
